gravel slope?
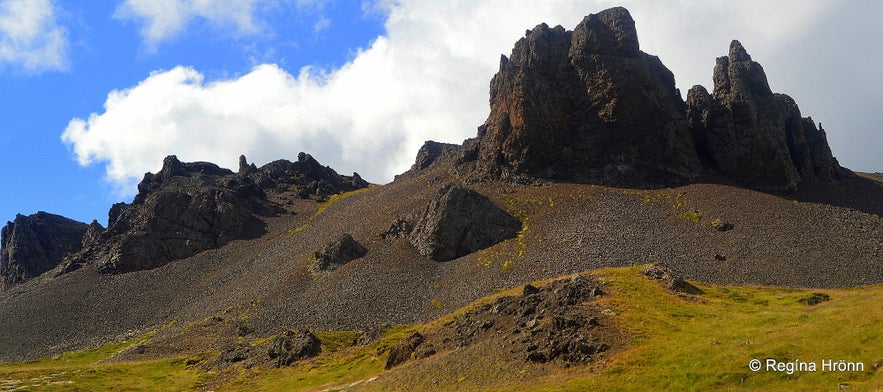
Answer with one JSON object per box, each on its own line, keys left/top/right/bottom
{"left": 0, "top": 163, "right": 880, "bottom": 361}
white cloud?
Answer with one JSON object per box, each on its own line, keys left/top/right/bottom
{"left": 0, "top": 0, "right": 67, "bottom": 72}
{"left": 114, "top": 0, "right": 266, "bottom": 51}
{"left": 64, "top": 1, "right": 880, "bottom": 197}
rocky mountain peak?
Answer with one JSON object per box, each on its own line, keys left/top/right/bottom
{"left": 61, "top": 153, "right": 368, "bottom": 274}
{"left": 449, "top": 7, "right": 845, "bottom": 192}
{"left": 688, "top": 40, "right": 846, "bottom": 190}
{"left": 460, "top": 6, "right": 700, "bottom": 186}
{"left": 712, "top": 39, "right": 773, "bottom": 101}
{"left": 1, "top": 212, "right": 90, "bottom": 289}
{"left": 728, "top": 39, "right": 751, "bottom": 62}
{"left": 571, "top": 6, "right": 639, "bottom": 56}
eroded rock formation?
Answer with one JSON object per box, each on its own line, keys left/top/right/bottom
{"left": 449, "top": 7, "right": 845, "bottom": 192}
{"left": 686, "top": 40, "right": 845, "bottom": 191}
{"left": 0, "top": 212, "right": 90, "bottom": 289}
{"left": 312, "top": 233, "right": 368, "bottom": 272}
{"left": 460, "top": 7, "right": 701, "bottom": 186}
{"left": 63, "top": 153, "right": 368, "bottom": 274}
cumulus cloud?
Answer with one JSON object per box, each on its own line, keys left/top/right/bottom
{"left": 0, "top": 0, "right": 67, "bottom": 72}
{"left": 64, "top": 1, "right": 879, "bottom": 197}
{"left": 114, "top": 0, "right": 267, "bottom": 51}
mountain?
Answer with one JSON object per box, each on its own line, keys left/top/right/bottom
{"left": 0, "top": 7, "right": 879, "bottom": 390}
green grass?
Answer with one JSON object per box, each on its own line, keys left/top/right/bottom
{"left": 676, "top": 210, "right": 703, "bottom": 222}
{"left": 511, "top": 267, "right": 883, "bottom": 391}
{"left": 2, "top": 267, "right": 880, "bottom": 391}
{"left": 288, "top": 187, "right": 372, "bottom": 235}
{"left": 223, "top": 326, "right": 415, "bottom": 392}
{"left": 0, "top": 333, "right": 205, "bottom": 391}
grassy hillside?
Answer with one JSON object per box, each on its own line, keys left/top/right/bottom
{"left": 1, "top": 265, "right": 880, "bottom": 391}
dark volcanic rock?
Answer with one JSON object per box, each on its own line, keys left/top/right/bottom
{"left": 381, "top": 218, "right": 414, "bottom": 240}
{"left": 385, "top": 332, "right": 425, "bottom": 369}
{"left": 73, "top": 155, "right": 275, "bottom": 273}
{"left": 248, "top": 152, "right": 368, "bottom": 199}
{"left": 462, "top": 7, "right": 701, "bottom": 186}
{"left": 312, "top": 234, "right": 367, "bottom": 272}
{"left": 267, "top": 329, "right": 321, "bottom": 368}
{"left": 390, "top": 275, "right": 613, "bottom": 368}
{"left": 64, "top": 153, "right": 368, "bottom": 274}
{"left": 410, "top": 140, "right": 461, "bottom": 173}
{"left": 686, "top": 40, "right": 846, "bottom": 191}
{"left": 643, "top": 263, "right": 703, "bottom": 295}
{"left": 437, "top": 8, "right": 848, "bottom": 192}
{"left": 799, "top": 293, "right": 831, "bottom": 306}
{"left": 0, "top": 212, "right": 90, "bottom": 289}
{"left": 409, "top": 183, "right": 521, "bottom": 262}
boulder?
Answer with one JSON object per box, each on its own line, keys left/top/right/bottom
{"left": 409, "top": 183, "right": 521, "bottom": 261}
{"left": 267, "top": 329, "right": 321, "bottom": 368}
{"left": 799, "top": 293, "right": 831, "bottom": 306}
{"left": 385, "top": 332, "right": 424, "bottom": 369}
{"left": 643, "top": 262, "right": 703, "bottom": 295}
{"left": 0, "top": 212, "right": 90, "bottom": 289}
{"left": 312, "top": 234, "right": 367, "bottom": 272}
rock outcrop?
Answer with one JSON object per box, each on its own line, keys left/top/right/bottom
{"left": 385, "top": 332, "right": 425, "bottom": 369}
{"left": 642, "top": 262, "right": 703, "bottom": 295}
{"left": 686, "top": 40, "right": 846, "bottom": 191}
{"left": 443, "top": 7, "right": 846, "bottom": 192}
{"left": 460, "top": 7, "right": 701, "bottom": 186}
{"left": 63, "top": 153, "right": 368, "bottom": 274}
{"left": 409, "top": 183, "right": 521, "bottom": 262}
{"left": 384, "top": 275, "right": 613, "bottom": 369}
{"left": 312, "top": 234, "right": 367, "bottom": 272}
{"left": 248, "top": 152, "right": 368, "bottom": 199}
{"left": 267, "top": 329, "right": 321, "bottom": 368}
{"left": 0, "top": 212, "right": 91, "bottom": 289}
{"left": 410, "top": 140, "right": 461, "bottom": 173}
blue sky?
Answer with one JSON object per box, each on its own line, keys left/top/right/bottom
{"left": 1, "top": 1, "right": 881, "bottom": 226}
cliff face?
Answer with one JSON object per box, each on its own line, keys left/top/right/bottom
{"left": 462, "top": 7, "right": 701, "bottom": 186}
{"left": 0, "top": 212, "right": 90, "bottom": 289}
{"left": 686, "top": 40, "right": 845, "bottom": 191}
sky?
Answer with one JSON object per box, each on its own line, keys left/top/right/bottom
{"left": 0, "top": 0, "right": 880, "bottom": 226}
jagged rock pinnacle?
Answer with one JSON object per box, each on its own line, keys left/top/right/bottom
{"left": 688, "top": 41, "right": 845, "bottom": 190}
{"left": 460, "top": 6, "right": 700, "bottom": 186}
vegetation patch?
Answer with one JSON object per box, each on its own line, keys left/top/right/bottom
{"left": 676, "top": 210, "right": 702, "bottom": 223}
{"left": 3, "top": 267, "right": 881, "bottom": 391}
{"left": 289, "top": 187, "right": 372, "bottom": 235}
